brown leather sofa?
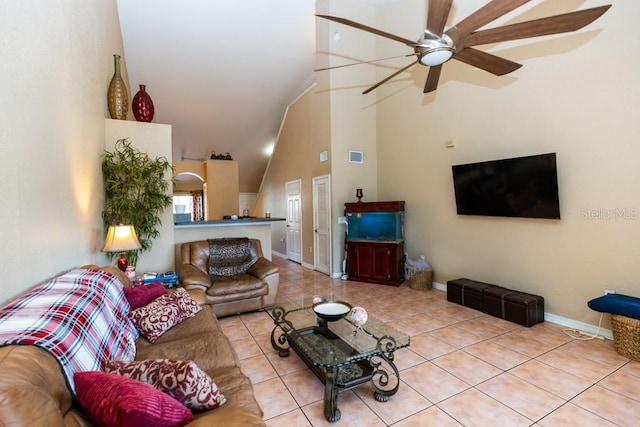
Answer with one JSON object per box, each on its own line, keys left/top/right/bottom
{"left": 0, "top": 266, "right": 265, "bottom": 426}
{"left": 180, "top": 238, "right": 279, "bottom": 317}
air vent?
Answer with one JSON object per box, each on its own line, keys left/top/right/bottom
{"left": 349, "top": 150, "right": 363, "bottom": 164}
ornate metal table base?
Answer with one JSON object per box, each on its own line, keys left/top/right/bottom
{"left": 270, "top": 325, "right": 290, "bottom": 357}
{"left": 269, "top": 321, "right": 402, "bottom": 423}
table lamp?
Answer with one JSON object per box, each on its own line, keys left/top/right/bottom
{"left": 102, "top": 224, "right": 142, "bottom": 271}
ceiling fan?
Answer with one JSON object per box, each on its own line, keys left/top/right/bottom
{"left": 316, "top": 0, "right": 611, "bottom": 94}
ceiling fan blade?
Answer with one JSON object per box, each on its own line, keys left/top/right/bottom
{"left": 427, "top": 0, "right": 453, "bottom": 35}
{"left": 464, "top": 5, "right": 611, "bottom": 47}
{"left": 423, "top": 65, "right": 442, "bottom": 93}
{"left": 314, "top": 54, "right": 414, "bottom": 72}
{"left": 316, "top": 14, "right": 417, "bottom": 46}
{"left": 449, "top": 0, "right": 531, "bottom": 40}
{"left": 362, "top": 61, "right": 416, "bottom": 94}
{"left": 454, "top": 47, "right": 522, "bottom": 76}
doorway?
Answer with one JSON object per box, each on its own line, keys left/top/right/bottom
{"left": 313, "top": 175, "right": 331, "bottom": 275}
{"left": 285, "top": 179, "right": 302, "bottom": 263}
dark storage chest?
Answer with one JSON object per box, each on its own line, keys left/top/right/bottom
{"left": 481, "top": 286, "right": 514, "bottom": 319}
{"left": 446, "top": 278, "right": 498, "bottom": 312}
{"left": 447, "top": 278, "right": 545, "bottom": 327}
{"left": 483, "top": 287, "right": 544, "bottom": 327}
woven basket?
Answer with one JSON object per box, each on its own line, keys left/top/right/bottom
{"left": 406, "top": 267, "right": 433, "bottom": 291}
{"left": 611, "top": 314, "right": 640, "bottom": 361}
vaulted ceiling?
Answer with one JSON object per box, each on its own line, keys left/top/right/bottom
{"left": 116, "top": 0, "right": 318, "bottom": 192}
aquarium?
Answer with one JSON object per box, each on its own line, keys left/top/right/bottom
{"left": 346, "top": 211, "right": 404, "bottom": 242}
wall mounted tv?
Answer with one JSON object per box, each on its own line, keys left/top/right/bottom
{"left": 452, "top": 153, "right": 560, "bottom": 219}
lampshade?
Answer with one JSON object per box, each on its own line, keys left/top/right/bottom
{"left": 102, "top": 225, "right": 142, "bottom": 252}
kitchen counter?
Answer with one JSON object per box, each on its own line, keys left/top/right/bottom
{"left": 173, "top": 218, "right": 285, "bottom": 267}
{"left": 174, "top": 217, "right": 285, "bottom": 228}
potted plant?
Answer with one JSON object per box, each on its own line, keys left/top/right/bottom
{"left": 102, "top": 138, "right": 173, "bottom": 266}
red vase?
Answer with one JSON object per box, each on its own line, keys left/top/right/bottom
{"left": 132, "top": 84, "right": 155, "bottom": 122}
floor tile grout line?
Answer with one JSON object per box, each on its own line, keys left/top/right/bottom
{"left": 240, "top": 257, "right": 637, "bottom": 426}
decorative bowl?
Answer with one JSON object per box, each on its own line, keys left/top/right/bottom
{"left": 313, "top": 301, "right": 352, "bottom": 322}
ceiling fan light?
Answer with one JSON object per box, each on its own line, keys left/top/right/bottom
{"left": 415, "top": 31, "right": 455, "bottom": 66}
{"left": 419, "top": 48, "right": 454, "bottom": 66}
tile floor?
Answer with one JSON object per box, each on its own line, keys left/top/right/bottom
{"left": 220, "top": 257, "right": 640, "bottom": 426}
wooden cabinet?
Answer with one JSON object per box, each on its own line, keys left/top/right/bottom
{"left": 347, "top": 241, "right": 404, "bottom": 286}
{"left": 345, "top": 201, "right": 405, "bottom": 286}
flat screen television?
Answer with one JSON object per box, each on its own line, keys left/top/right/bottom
{"left": 452, "top": 153, "right": 560, "bottom": 219}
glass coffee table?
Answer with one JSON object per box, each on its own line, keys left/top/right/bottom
{"left": 265, "top": 296, "right": 410, "bottom": 422}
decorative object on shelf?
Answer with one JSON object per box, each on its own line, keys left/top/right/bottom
{"left": 102, "top": 224, "right": 142, "bottom": 271}
{"left": 348, "top": 306, "right": 368, "bottom": 327}
{"left": 132, "top": 84, "right": 155, "bottom": 122}
{"left": 265, "top": 211, "right": 271, "bottom": 219}
{"left": 209, "top": 152, "right": 233, "bottom": 160}
{"left": 107, "top": 54, "right": 128, "bottom": 120}
{"left": 313, "top": 301, "right": 352, "bottom": 322}
{"left": 356, "top": 188, "right": 363, "bottom": 202}
{"left": 102, "top": 138, "right": 173, "bottom": 267}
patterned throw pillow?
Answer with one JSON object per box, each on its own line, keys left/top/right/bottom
{"left": 128, "top": 288, "right": 201, "bottom": 343}
{"left": 74, "top": 371, "right": 193, "bottom": 427}
{"left": 104, "top": 359, "right": 227, "bottom": 411}
{"left": 123, "top": 281, "right": 166, "bottom": 309}
{"left": 208, "top": 238, "right": 256, "bottom": 276}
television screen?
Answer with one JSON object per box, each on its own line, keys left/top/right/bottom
{"left": 452, "top": 153, "right": 560, "bottom": 219}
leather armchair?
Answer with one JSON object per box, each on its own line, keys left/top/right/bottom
{"left": 180, "top": 239, "right": 279, "bottom": 317}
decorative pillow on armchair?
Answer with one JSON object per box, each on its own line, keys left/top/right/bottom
{"left": 207, "top": 238, "right": 257, "bottom": 276}
{"left": 128, "top": 288, "right": 201, "bottom": 343}
{"left": 104, "top": 359, "right": 226, "bottom": 410}
{"left": 74, "top": 371, "right": 193, "bottom": 427}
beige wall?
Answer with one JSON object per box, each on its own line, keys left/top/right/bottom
{"left": 254, "top": 85, "right": 332, "bottom": 264}
{"left": 255, "top": 0, "right": 378, "bottom": 271}
{"left": 204, "top": 159, "right": 239, "bottom": 220}
{"left": 373, "top": 0, "right": 640, "bottom": 325}
{"left": 258, "top": 0, "right": 640, "bottom": 328}
{"left": 0, "top": 1, "right": 127, "bottom": 304}
{"left": 321, "top": 0, "right": 379, "bottom": 276}
{"left": 174, "top": 161, "right": 205, "bottom": 181}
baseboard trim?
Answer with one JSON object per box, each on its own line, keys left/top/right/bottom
{"left": 278, "top": 265, "right": 612, "bottom": 340}
{"left": 435, "top": 281, "right": 613, "bottom": 340}
{"left": 271, "top": 250, "right": 286, "bottom": 259}
{"left": 543, "top": 312, "right": 613, "bottom": 340}
{"left": 272, "top": 252, "right": 317, "bottom": 272}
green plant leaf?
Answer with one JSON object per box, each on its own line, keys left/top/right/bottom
{"left": 102, "top": 138, "right": 174, "bottom": 263}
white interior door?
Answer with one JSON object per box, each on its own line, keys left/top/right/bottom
{"left": 285, "top": 179, "right": 302, "bottom": 263}
{"left": 313, "top": 175, "right": 331, "bottom": 275}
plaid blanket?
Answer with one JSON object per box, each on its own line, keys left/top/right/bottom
{"left": 0, "top": 268, "right": 138, "bottom": 395}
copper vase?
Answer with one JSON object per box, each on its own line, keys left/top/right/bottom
{"left": 132, "top": 84, "right": 155, "bottom": 122}
{"left": 107, "top": 54, "right": 128, "bottom": 120}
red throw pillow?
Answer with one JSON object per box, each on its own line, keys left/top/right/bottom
{"left": 123, "top": 281, "right": 166, "bottom": 309}
{"left": 74, "top": 371, "right": 193, "bottom": 427}
{"left": 104, "top": 359, "right": 226, "bottom": 410}
{"left": 128, "top": 288, "right": 201, "bottom": 343}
